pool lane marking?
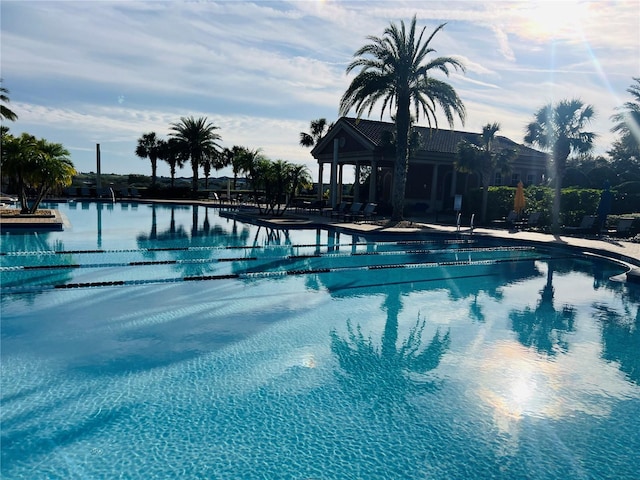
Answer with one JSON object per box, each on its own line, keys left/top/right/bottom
{"left": 1, "top": 255, "right": 551, "bottom": 293}
{"left": 0, "top": 238, "right": 478, "bottom": 257}
{"left": 1, "top": 246, "right": 536, "bottom": 272}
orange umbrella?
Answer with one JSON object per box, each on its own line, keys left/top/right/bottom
{"left": 514, "top": 181, "right": 526, "bottom": 216}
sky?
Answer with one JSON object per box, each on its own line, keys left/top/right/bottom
{"left": 1, "top": 0, "right": 639, "bottom": 183}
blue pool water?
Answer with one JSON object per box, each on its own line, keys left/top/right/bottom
{"left": 1, "top": 201, "right": 639, "bottom": 479}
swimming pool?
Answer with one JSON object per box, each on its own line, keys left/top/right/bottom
{"left": 2, "top": 201, "right": 639, "bottom": 479}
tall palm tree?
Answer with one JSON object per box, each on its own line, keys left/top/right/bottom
{"left": 609, "top": 77, "right": 640, "bottom": 173}
{"left": 455, "top": 122, "right": 517, "bottom": 223}
{"left": 299, "top": 118, "right": 333, "bottom": 148}
{"left": 524, "top": 99, "right": 596, "bottom": 231}
{"left": 169, "top": 116, "right": 221, "bottom": 194}
{"left": 135, "top": 132, "right": 162, "bottom": 187}
{"left": 339, "top": 16, "right": 466, "bottom": 221}
{"left": 611, "top": 77, "right": 640, "bottom": 139}
{"left": 0, "top": 79, "right": 18, "bottom": 121}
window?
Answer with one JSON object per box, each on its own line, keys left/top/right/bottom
{"left": 511, "top": 173, "right": 520, "bottom": 185}
{"left": 526, "top": 174, "right": 535, "bottom": 185}
{"left": 494, "top": 172, "right": 502, "bottom": 185}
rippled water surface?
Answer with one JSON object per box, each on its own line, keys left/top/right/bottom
{"left": 2, "top": 202, "right": 639, "bottom": 479}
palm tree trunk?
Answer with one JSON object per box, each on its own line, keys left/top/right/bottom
{"left": 151, "top": 158, "right": 157, "bottom": 187}
{"left": 191, "top": 158, "right": 199, "bottom": 193}
{"left": 392, "top": 96, "right": 411, "bottom": 221}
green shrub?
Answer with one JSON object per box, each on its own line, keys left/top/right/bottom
{"left": 459, "top": 185, "right": 640, "bottom": 227}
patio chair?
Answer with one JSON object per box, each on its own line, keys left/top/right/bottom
{"left": 329, "top": 201, "right": 348, "bottom": 219}
{"left": 351, "top": 203, "right": 377, "bottom": 222}
{"left": 492, "top": 210, "right": 522, "bottom": 229}
{"left": 523, "top": 211, "right": 541, "bottom": 230}
{"left": 562, "top": 215, "right": 597, "bottom": 235}
{"left": 605, "top": 218, "right": 635, "bottom": 238}
{"left": 341, "top": 202, "right": 363, "bottom": 221}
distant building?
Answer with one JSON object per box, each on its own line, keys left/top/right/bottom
{"left": 311, "top": 117, "right": 548, "bottom": 212}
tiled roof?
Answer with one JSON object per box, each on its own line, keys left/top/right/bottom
{"left": 342, "top": 117, "right": 545, "bottom": 158}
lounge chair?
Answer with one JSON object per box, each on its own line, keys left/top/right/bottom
{"left": 605, "top": 218, "right": 635, "bottom": 238}
{"left": 351, "top": 203, "right": 377, "bottom": 222}
{"left": 341, "top": 202, "right": 363, "bottom": 221}
{"left": 329, "top": 201, "right": 348, "bottom": 219}
{"left": 492, "top": 210, "right": 523, "bottom": 229}
{"left": 563, "top": 215, "right": 597, "bottom": 235}
{"left": 306, "top": 200, "right": 326, "bottom": 214}
{"left": 523, "top": 211, "right": 541, "bottom": 230}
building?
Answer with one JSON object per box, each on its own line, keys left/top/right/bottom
{"left": 311, "top": 117, "right": 548, "bottom": 213}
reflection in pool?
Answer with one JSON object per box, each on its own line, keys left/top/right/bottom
{"left": 1, "top": 202, "right": 639, "bottom": 479}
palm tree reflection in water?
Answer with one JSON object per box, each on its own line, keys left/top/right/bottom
{"left": 330, "top": 286, "right": 451, "bottom": 407}
{"left": 136, "top": 204, "right": 250, "bottom": 278}
{"left": 509, "top": 260, "right": 576, "bottom": 356}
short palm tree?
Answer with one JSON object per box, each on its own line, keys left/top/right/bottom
{"left": 339, "top": 16, "right": 466, "bottom": 221}
{"left": 200, "top": 148, "right": 226, "bottom": 190}
{"left": 158, "top": 137, "right": 186, "bottom": 188}
{"left": 26, "top": 139, "right": 76, "bottom": 213}
{"left": 169, "top": 116, "right": 221, "bottom": 194}
{"left": 225, "top": 145, "right": 249, "bottom": 189}
{"left": 299, "top": 118, "right": 333, "bottom": 148}
{"left": 135, "top": 132, "right": 162, "bottom": 187}
{"left": 1, "top": 132, "right": 75, "bottom": 213}
{"left": 456, "top": 122, "right": 517, "bottom": 223}
{"left": 0, "top": 79, "right": 18, "bottom": 121}
{"left": 236, "top": 147, "right": 266, "bottom": 204}
{"left": 524, "top": 99, "right": 596, "bottom": 231}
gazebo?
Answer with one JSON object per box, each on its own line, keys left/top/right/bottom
{"left": 311, "top": 117, "right": 548, "bottom": 213}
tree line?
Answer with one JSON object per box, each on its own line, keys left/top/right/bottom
{"left": 136, "top": 117, "right": 312, "bottom": 214}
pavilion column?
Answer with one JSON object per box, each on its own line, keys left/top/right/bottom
{"left": 353, "top": 162, "right": 361, "bottom": 203}
{"left": 317, "top": 162, "right": 324, "bottom": 201}
{"left": 369, "top": 160, "right": 377, "bottom": 203}
{"left": 338, "top": 164, "right": 344, "bottom": 203}
{"left": 330, "top": 138, "right": 339, "bottom": 209}
{"left": 450, "top": 168, "right": 458, "bottom": 197}
{"left": 430, "top": 163, "right": 439, "bottom": 211}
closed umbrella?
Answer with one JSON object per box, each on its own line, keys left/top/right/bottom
{"left": 514, "top": 181, "right": 526, "bottom": 217}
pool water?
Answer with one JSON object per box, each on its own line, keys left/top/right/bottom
{"left": 1, "top": 202, "right": 639, "bottom": 479}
